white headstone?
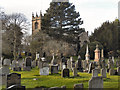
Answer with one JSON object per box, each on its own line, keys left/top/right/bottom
{"left": 40, "top": 67, "right": 49, "bottom": 75}
{"left": 4, "top": 59, "right": 11, "bottom": 66}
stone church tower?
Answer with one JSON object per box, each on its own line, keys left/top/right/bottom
{"left": 32, "top": 11, "right": 42, "bottom": 35}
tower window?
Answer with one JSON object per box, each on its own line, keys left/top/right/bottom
{"left": 35, "top": 22, "right": 38, "bottom": 29}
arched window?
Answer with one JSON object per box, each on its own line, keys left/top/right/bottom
{"left": 35, "top": 22, "right": 38, "bottom": 29}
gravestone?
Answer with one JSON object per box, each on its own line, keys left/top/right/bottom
{"left": 25, "top": 57, "right": 32, "bottom": 71}
{"left": 89, "top": 77, "right": 103, "bottom": 89}
{"left": 38, "top": 60, "right": 43, "bottom": 69}
{"left": 32, "top": 60, "right": 36, "bottom": 68}
{"left": 109, "top": 69, "right": 115, "bottom": 75}
{"left": 101, "top": 68, "right": 107, "bottom": 78}
{"left": 0, "top": 59, "right": 11, "bottom": 75}
{"left": 73, "top": 67, "right": 78, "bottom": 77}
{"left": 50, "top": 65, "right": 58, "bottom": 74}
{"left": 0, "top": 65, "right": 10, "bottom": 75}
{"left": 0, "top": 74, "right": 7, "bottom": 85}
{"left": 67, "top": 59, "right": 71, "bottom": 70}
{"left": 7, "top": 73, "right": 21, "bottom": 88}
{"left": 40, "top": 67, "right": 49, "bottom": 75}
{"left": 3, "top": 59, "right": 11, "bottom": 66}
{"left": 92, "top": 69, "right": 98, "bottom": 77}
{"left": 74, "top": 83, "right": 84, "bottom": 90}
{"left": 117, "top": 66, "right": 120, "bottom": 76}
{"left": 77, "top": 56, "right": 83, "bottom": 72}
{"left": 62, "top": 68, "right": 69, "bottom": 77}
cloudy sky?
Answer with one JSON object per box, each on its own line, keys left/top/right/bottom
{"left": 0, "top": 0, "right": 119, "bottom": 35}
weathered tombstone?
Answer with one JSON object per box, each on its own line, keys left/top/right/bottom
{"left": 92, "top": 69, "right": 98, "bottom": 77}
{"left": 25, "top": 57, "right": 32, "bottom": 71}
{"left": 3, "top": 59, "right": 11, "bottom": 66}
{"left": 73, "top": 67, "right": 78, "bottom": 77}
{"left": 101, "top": 68, "right": 107, "bottom": 78}
{"left": 89, "top": 77, "right": 103, "bottom": 89}
{"left": 0, "top": 66, "right": 10, "bottom": 75}
{"left": 32, "top": 60, "right": 36, "bottom": 68}
{"left": 67, "top": 59, "right": 71, "bottom": 70}
{"left": 38, "top": 60, "right": 43, "bottom": 69}
{"left": 117, "top": 66, "right": 120, "bottom": 76}
{"left": 109, "top": 69, "right": 115, "bottom": 75}
{"left": 0, "top": 74, "right": 7, "bottom": 85}
{"left": 7, "top": 73, "right": 21, "bottom": 88}
{"left": 40, "top": 67, "right": 49, "bottom": 75}
{"left": 77, "top": 56, "right": 83, "bottom": 72}
{"left": 62, "top": 68, "right": 70, "bottom": 78}
{"left": 50, "top": 65, "right": 58, "bottom": 74}
{"left": 74, "top": 83, "right": 84, "bottom": 90}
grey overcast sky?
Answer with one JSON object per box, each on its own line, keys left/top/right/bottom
{"left": 0, "top": 0, "right": 119, "bottom": 35}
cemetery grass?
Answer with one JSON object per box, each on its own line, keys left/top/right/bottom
{"left": 8, "top": 68, "right": 120, "bottom": 89}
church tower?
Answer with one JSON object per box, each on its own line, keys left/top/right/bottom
{"left": 32, "top": 11, "right": 42, "bottom": 35}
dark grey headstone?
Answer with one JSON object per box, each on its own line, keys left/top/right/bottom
{"left": 7, "top": 73, "right": 21, "bottom": 88}
{"left": 62, "top": 68, "right": 69, "bottom": 78}
{"left": 25, "top": 57, "right": 32, "bottom": 67}
{"left": 50, "top": 65, "right": 58, "bottom": 74}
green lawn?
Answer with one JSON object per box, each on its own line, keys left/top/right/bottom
{"left": 3, "top": 67, "right": 118, "bottom": 89}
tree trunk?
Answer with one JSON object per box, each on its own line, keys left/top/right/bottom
{"left": 13, "top": 19, "right": 17, "bottom": 60}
